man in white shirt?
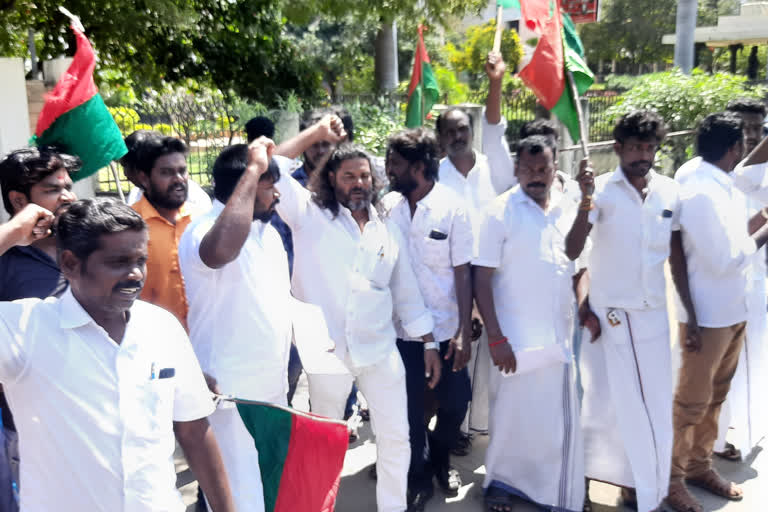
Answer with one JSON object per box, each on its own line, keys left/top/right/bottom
{"left": 178, "top": 138, "right": 291, "bottom": 512}
{"left": 709, "top": 99, "right": 768, "bottom": 462}
{"left": 435, "top": 107, "right": 495, "bottom": 449}
{"left": 565, "top": 111, "right": 697, "bottom": 512}
{"left": 474, "top": 135, "right": 584, "bottom": 512}
{"left": 0, "top": 197, "right": 233, "bottom": 512}
{"left": 273, "top": 134, "right": 438, "bottom": 512}
{"left": 382, "top": 128, "right": 474, "bottom": 510}
{"left": 667, "top": 112, "right": 768, "bottom": 512}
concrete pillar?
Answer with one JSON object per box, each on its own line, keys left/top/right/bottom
{"left": 674, "top": 0, "right": 698, "bottom": 74}
{"left": 0, "top": 58, "right": 32, "bottom": 223}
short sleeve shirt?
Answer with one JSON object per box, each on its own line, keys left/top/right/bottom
{"left": 0, "top": 290, "right": 213, "bottom": 511}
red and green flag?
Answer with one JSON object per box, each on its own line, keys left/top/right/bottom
{"left": 516, "top": 0, "right": 594, "bottom": 142}
{"left": 405, "top": 25, "right": 440, "bottom": 128}
{"left": 235, "top": 400, "right": 349, "bottom": 512}
{"left": 33, "top": 24, "right": 127, "bottom": 181}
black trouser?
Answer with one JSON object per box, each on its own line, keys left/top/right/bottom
{"left": 396, "top": 339, "right": 471, "bottom": 491}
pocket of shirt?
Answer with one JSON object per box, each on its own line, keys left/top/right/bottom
{"left": 135, "top": 379, "right": 174, "bottom": 438}
{"left": 421, "top": 236, "right": 451, "bottom": 269}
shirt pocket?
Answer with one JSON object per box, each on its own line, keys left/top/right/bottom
{"left": 647, "top": 209, "right": 674, "bottom": 252}
{"left": 420, "top": 236, "right": 452, "bottom": 270}
{"left": 133, "top": 378, "right": 175, "bottom": 439}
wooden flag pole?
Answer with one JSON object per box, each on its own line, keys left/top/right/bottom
{"left": 492, "top": 5, "right": 504, "bottom": 53}
{"left": 566, "top": 69, "right": 590, "bottom": 159}
{"left": 109, "top": 162, "right": 126, "bottom": 202}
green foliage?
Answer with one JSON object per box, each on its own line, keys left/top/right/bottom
{"left": 1, "top": 0, "right": 322, "bottom": 105}
{"left": 432, "top": 64, "right": 469, "bottom": 104}
{"left": 578, "top": 0, "right": 677, "bottom": 66}
{"left": 448, "top": 20, "right": 523, "bottom": 85}
{"left": 608, "top": 70, "right": 767, "bottom": 131}
{"left": 602, "top": 74, "right": 645, "bottom": 91}
{"left": 344, "top": 102, "right": 403, "bottom": 156}
{"left": 108, "top": 106, "right": 140, "bottom": 134}
{"left": 608, "top": 70, "right": 768, "bottom": 168}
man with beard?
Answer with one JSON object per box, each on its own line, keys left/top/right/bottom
{"left": 381, "top": 128, "right": 473, "bottom": 510}
{"left": 0, "top": 146, "right": 78, "bottom": 511}
{"left": 273, "top": 141, "right": 438, "bottom": 512}
{"left": 474, "top": 135, "right": 584, "bottom": 512}
{"left": 565, "top": 111, "right": 696, "bottom": 512}
{"left": 123, "top": 130, "right": 211, "bottom": 211}
{"left": 131, "top": 136, "right": 202, "bottom": 330}
{"left": 178, "top": 138, "right": 292, "bottom": 512}
{"left": 0, "top": 198, "right": 234, "bottom": 512}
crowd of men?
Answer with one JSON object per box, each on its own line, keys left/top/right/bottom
{"left": 0, "top": 50, "right": 765, "bottom": 512}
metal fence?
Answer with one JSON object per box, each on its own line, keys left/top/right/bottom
{"left": 466, "top": 89, "right": 623, "bottom": 148}
{"left": 100, "top": 96, "right": 255, "bottom": 195}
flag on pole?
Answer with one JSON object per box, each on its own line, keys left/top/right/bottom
{"left": 517, "top": 0, "right": 594, "bottom": 141}
{"left": 235, "top": 400, "right": 349, "bottom": 512}
{"left": 34, "top": 24, "right": 127, "bottom": 181}
{"left": 405, "top": 25, "right": 440, "bottom": 128}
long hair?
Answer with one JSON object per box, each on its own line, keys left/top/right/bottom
{"left": 308, "top": 143, "right": 384, "bottom": 217}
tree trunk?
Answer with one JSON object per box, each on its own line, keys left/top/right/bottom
{"left": 374, "top": 21, "right": 399, "bottom": 92}
{"left": 674, "top": 0, "right": 698, "bottom": 74}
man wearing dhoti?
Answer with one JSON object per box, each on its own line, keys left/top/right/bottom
{"left": 474, "top": 135, "right": 584, "bottom": 512}
{"left": 565, "top": 111, "right": 696, "bottom": 512}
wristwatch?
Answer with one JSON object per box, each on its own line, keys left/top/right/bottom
{"left": 424, "top": 341, "right": 438, "bottom": 351}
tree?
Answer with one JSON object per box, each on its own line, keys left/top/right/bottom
{"left": 447, "top": 19, "right": 523, "bottom": 88}
{"left": 284, "top": 0, "right": 487, "bottom": 91}
{"left": 578, "top": 0, "right": 678, "bottom": 70}
{"left": 0, "top": 0, "right": 322, "bottom": 105}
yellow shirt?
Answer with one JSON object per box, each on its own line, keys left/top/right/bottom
{"left": 132, "top": 196, "right": 195, "bottom": 331}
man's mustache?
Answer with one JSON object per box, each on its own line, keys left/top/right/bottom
{"left": 114, "top": 280, "right": 143, "bottom": 291}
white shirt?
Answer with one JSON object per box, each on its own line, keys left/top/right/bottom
{"left": 438, "top": 152, "right": 498, "bottom": 235}
{"left": 474, "top": 186, "right": 577, "bottom": 351}
{"left": 676, "top": 159, "right": 756, "bottom": 327}
{"left": 127, "top": 179, "right": 212, "bottom": 212}
{"left": 0, "top": 290, "right": 213, "bottom": 512}
{"left": 733, "top": 160, "right": 768, "bottom": 281}
{"left": 273, "top": 157, "right": 434, "bottom": 368}
{"left": 481, "top": 112, "right": 518, "bottom": 194}
{"left": 179, "top": 200, "right": 292, "bottom": 400}
{"left": 381, "top": 183, "right": 474, "bottom": 342}
{"left": 587, "top": 168, "right": 681, "bottom": 310}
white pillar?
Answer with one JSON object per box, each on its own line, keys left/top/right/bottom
{"left": 0, "top": 58, "right": 32, "bottom": 223}
{"left": 674, "top": 0, "right": 698, "bottom": 74}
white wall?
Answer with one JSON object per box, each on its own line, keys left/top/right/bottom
{"left": 0, "top": 58, "right": 31, "bottom": 223}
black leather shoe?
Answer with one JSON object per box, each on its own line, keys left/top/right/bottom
{"left": 435, "top": 468, "right": 462, "bottom": 496}
{"left": 407, "top": 486, "right": 434, "bottom": 512}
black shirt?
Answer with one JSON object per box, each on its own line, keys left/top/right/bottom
{"left": 0, "top": 245, "right": 67, "bottom": 430}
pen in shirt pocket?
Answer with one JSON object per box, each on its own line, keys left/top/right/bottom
{"left": 150, "top": 362, "right": 157, "bottom": 380}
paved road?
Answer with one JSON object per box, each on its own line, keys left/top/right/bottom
{"left": 177, "top": 371, "right": 766, "bottom": 511}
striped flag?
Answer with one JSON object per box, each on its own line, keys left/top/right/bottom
{"left": 34, "top": 24, "right": 127, "bottom": 180}
{"left": 405, "top": 25, "right": 440, "bottom": 128}
{"left": 235, "top": 400, "right": 349, "bottom": 512}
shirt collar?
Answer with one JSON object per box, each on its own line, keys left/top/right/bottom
{"left": 416, "top": 182, "right": 445, "bottom": 211}
{"left": 133, "top": 195, "right": 191, "bottom": 224}
{"left": 58, "top": 287, "right": 94, "bottom": 329}
{"left": 695, "top": 160, "right": 734, "bottom": 189}
{"left": 441, "top": 151, "right": 480, "bottom": 181}
{"left": 613, "top": 166, "right": 658, "bottom": 186}
{"left": 510, "top": 184, "right": 563, "bottom": 212}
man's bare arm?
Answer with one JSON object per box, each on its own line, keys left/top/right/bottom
{"left": 174, "top": 418, "right": 235, "bottom": 512}
{"left": 199, "top": 138, "right": 273, "bottom": 269}
{"left": 485, "top": 52, "right": 506, "bottom": 125}
{"left": 0, "top": 204, "right": 54, "bottom": 256}
{"left": 274, "top": 115, "right": 347, "bottom": 159}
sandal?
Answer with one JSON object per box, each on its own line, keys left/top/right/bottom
{"left": 665, "top": 481, "right": 702, "bottom": 512}
{"left": 686, "top": 469, "right": 743, "bottom": 501}
{"left": 485, "top": 486, "right": 514, "bottom": 512}
{"left": 714, "top": 442, "right": 742, "bottom": 461}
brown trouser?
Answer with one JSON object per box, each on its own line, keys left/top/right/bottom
{"left": 670, "top": 322, "right": 746, "bottom": 482}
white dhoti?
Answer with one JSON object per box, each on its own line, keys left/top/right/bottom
{"left": 461, "top": 330, "right": 490, "bottom": 434}
{"left": 206, "top": 392, "right": 287, "bottom": 512}
{"left": 714, "top": 277, "right": 768, "bottom": 454}
{"left": 306, "top": 348, "right": 410, "bottom": 512}
{"left": 581, "top": 306, "right": 672, "bottom": 512}
{"left": 485, "top": 360, "right": 584, "bottom": 511}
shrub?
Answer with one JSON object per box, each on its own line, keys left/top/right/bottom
{"left": 343, "top": 102, "right": 403, "bottom": 156}
{"left": 108, "top": 106, "right": 140, "bottom": 134}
